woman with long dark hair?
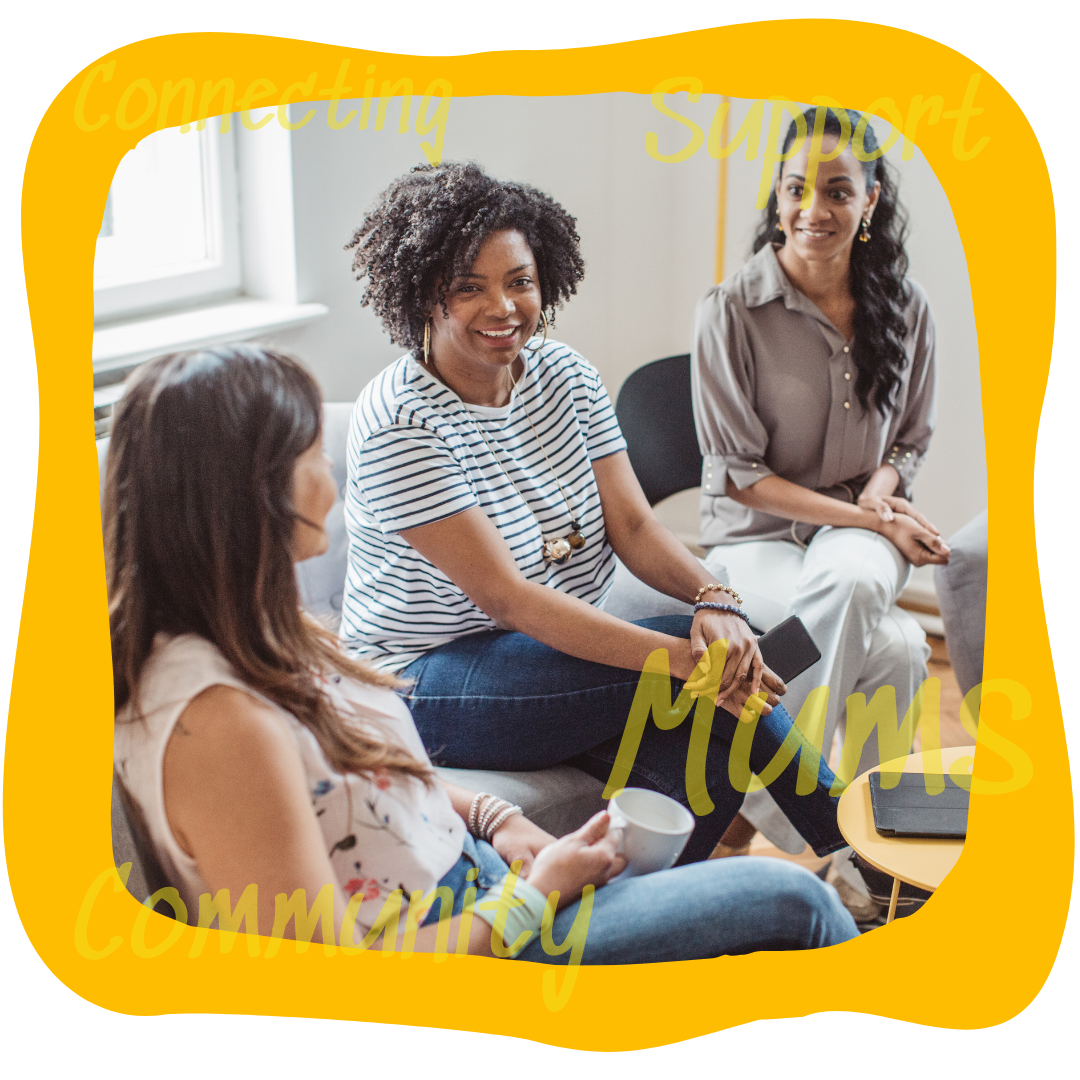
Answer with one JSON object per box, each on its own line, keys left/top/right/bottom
{"left": 692, "top": 107, "right": 950, "bottom": 874}
{"left": 109, "top": 345, "right": 857, "bottom": 959}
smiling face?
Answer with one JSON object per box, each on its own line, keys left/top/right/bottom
{"left": 290, "top": 433, "right": 337, "bottom": 563}
{"left": 427, "top": 229, "right": 543, "bottom": 385}
{"left": 775, "top": 137, "right": 880, "bottom": 266}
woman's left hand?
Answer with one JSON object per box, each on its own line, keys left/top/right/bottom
{"left": 490, "top": 814, "right": 556, "bottom": 876}
{"left": 685, "top": 609, "right": 778, "bottom": 709}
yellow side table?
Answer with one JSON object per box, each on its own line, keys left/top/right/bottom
{"left": 837, "top": 746, "right": 974, "bottom": 922}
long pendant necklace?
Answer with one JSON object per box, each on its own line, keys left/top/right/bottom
{"left": 451, "top": 361, "right": 586, "bottom": 567}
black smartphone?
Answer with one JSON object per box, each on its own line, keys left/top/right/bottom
{"left": 756, "top": 616, "right": 822, "bottom": 684}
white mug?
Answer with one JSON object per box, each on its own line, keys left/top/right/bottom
{"left": 607, "top": 787, "right": 695, "bottom": 878}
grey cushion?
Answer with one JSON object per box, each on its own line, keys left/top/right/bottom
{"left": 935, "top": 510, "right": 988, "bottom": 701}
{"left": 436, "top": 766, "right": 606, "bottom": 839}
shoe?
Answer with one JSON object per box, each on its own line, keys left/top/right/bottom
{"left": 850, "top": 852, "right": 932, "bottom": 917}
{"left": 826, "top": 862, "right": 882, "bottom": 923}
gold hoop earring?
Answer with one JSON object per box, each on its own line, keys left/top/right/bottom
{"left": 859, "top": 219, "right": 871, "bottom": 243}
{"left": 423, "top": 318, "right": 431, "bottom": 365}
{"left": 526, "top": 310, "right": 548, "bottom": 355}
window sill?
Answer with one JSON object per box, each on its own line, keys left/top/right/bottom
{"left": 92, "top": 298, "right": 329, "bottom": 437}
{"left": 93, "top": 298, "right": 329, "bottom": 378}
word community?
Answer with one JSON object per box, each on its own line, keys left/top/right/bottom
{"left": 75, "top": 860, "right": 590, "bottom": 1012}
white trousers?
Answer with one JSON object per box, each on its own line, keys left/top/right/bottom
{"left": 705, "top": 528, "right": 931, "bottom": 854}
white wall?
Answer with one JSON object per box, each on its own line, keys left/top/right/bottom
{"left": 267, "top": 92, "right": 718, "bottom": 399}
{"left": 266, "top": 92, "right": 986, "bottom": 588}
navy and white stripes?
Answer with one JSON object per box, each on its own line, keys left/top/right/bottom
{"left": 340, "top": 340, "right": 627, "bottom": 670}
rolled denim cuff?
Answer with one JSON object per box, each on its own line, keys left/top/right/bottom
{"left": 476, "top": 874, "right": 549, "bottom": 958}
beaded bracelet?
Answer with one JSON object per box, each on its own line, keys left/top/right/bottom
{"left": 693, "top": 602, "right": 751, "bottom": 625}
{"left": 695, "top": 582, "right": 743, "bottom": 606}
{"left": 468, "top": 792, "right": 523, "bottom": 841}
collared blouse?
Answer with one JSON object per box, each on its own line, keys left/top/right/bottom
{"left": 691, "top": 244, "right": 936, "bottom": 546}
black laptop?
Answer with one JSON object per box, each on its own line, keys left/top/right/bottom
{"left": 869, "top": 772, "right": 969, "bottom": 840}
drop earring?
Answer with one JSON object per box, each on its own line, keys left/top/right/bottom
{"left": 859, "top": 218, "right": 871, "bottom": 242}
{"left": 526, "top": 310, "right": 548, "bottom": 355}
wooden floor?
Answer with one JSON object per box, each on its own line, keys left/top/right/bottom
{"left": 745, "top": 632, "right": 968, "bottom": 875}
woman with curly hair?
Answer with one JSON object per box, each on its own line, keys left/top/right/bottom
{"left": 339, "top": 161, "right": 855, "bottom": 869}
{"left": 692, "top": 107, "right": 950, "bottom": 859}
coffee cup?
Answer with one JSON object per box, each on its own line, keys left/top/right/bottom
{"left": 607, "top": 787, "right": 695, "bottom": 878}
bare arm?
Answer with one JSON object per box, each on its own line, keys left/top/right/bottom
{"left": 163, "top": 685, "right": 500, "bottom": 955}
{"left": 401, "top": 479, "right": 781, "bottom": 708}
{"left": 441, "top": 779, "right": 556, "bottom": 876}
{"left": 400, "top": 506, "right": 701, "bottom": 680}
{"left": 727, "top": 473, "right": 949, "bottom": 566}
{"left": 592, "top": 451, "right": 782, "bottom": 708}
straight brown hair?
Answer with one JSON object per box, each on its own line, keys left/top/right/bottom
{"left": 106, "top": 345, "right": 433, "bottom": 784}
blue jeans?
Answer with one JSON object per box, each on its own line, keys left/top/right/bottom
{"left": 424, "top": 835, "right": 858, "bottom": 961}
{"left": 403, "top": 616, "right": 847, "bottom": 864}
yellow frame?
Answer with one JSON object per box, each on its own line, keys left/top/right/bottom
{"left": 9, "top": 21, "right": 1070, "bottom": 1050}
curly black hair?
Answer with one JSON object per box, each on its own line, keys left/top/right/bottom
{"left": 752, "top": 107, "right": 911, "bottom": 417}
{"left": 346, "top": 162, "right": 586, "bottom": 352}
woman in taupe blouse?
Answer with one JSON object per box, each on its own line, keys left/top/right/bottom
{"left": 692, "top": 106, "right": 951, "bottom": 886}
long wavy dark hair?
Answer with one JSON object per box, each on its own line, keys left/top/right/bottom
{"left": 753, "top": 107, "right": 911, "bottom": 416}
{"left": 106, "top": 344, "right": 432, "bottom": 785}
{"left": 346, "top": 161, "right": 586, "bottom": 352}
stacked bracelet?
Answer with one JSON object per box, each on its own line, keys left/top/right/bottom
{"left": 693, "top": 602, "right": 751, "bottom": 625}
{"left": 695, "top": 582, "right": 743, "bottom": 606}
{"left": 468, "top": 792, "right": 524, "bottom": 841}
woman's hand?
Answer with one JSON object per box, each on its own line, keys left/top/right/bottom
{"left": 682, "top": 619, "right": 786, "bottom": 717}
{"left": 685, "top": 609, "right": 770, "bottom": 704}
{"left": 880, "top": 512, "right": 950, "bottom": 566}
{"left": 858, "top": 492, "right": 942, "bottom": 536}
{"left": 490, "top": 814, "right": 556, "bottom": 876}
{"left": 524, "top": 811, "right": 626, "bottom": 909}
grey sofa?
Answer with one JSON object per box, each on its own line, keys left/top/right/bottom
{"left": 934, "top": 510, "right": 988, "bottom": 701}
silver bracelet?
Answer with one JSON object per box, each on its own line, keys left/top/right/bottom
{"left": 468, "top": 792, "right": 489, "bottom": 837}
{"left": 478, "top": 796, "right": 504, "bottom": 838}
{"left": 469, "top": 793, "right": 523, "bottom": 840}
{"left": 485, "top": 804, "right": 523, "bottom": 839}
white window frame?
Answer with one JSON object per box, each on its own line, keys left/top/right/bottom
{"left": 92, "top": 117, "right": 328, "bottom": 384}
{"left": 93, "top": 120, "right": 242, "bottom": 323}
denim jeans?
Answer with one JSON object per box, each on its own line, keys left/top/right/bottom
{"left": 423, "top": 834, "right": 858, "bottom": 961}
{"left": 402, "top": 616, "right": 848, "bottom": 864}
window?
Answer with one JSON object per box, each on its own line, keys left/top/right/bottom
{"left": 91, "top": 115, "right": 327, "bottom": 424}
{"left": 94, "top": 118, "right": 240, "bottom": 322}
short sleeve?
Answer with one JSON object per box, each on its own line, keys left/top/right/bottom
{"left": 691, "top": 288, "right": 775, "bottom": 495}
{"left": 584, "top": 366, "right": 628, "bottom": 460}
{"left": 347, "top": 422, "right": 478, "bottom": 535}
{"left": 884, "top": 284, "right": 937, "bottom": 495}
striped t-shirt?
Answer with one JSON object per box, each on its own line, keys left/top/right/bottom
{"left": 340, "top": 339, "right": 627, "bottom": 671}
